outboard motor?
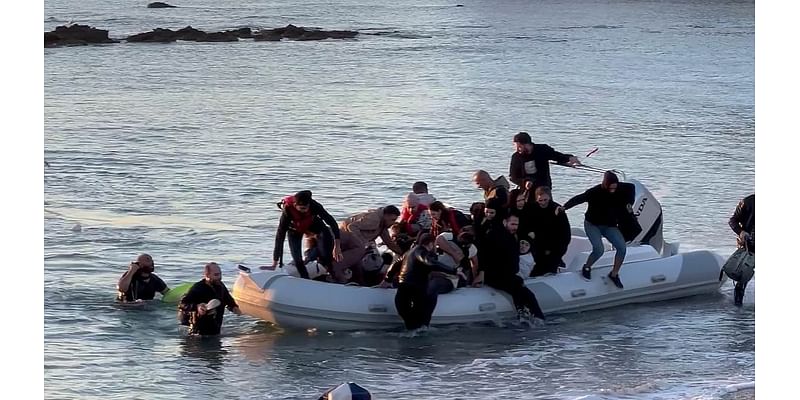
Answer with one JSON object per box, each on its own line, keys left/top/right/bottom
{"left": 627, "top": 179, "right": 666, "bottom": 254}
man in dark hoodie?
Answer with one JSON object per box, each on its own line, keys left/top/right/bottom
{"left": 562, "top": 171, "right": 629, "bottom": 288}
{"left": 728, "top": 193, "right": 755, "bottom": 306}
{"left": 474, "top": 212, "right": 546, "bottom": 322}
{"left": 509, "top": 131, "right": 580, "bottom": 191}
{"left": 528, "top": 186, "right": 571, "bottom": 276}
{"left": 393, "top": 233, "right": 457, "bottom": 330}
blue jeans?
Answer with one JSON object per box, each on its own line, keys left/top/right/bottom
{"left": 584, "top": 220, "right": 627, "bottom": 267}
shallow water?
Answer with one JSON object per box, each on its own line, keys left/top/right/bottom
{"left": 45, "top": 0, "right": 754, "bottom": 398}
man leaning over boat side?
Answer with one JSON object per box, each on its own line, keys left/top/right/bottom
{"left": 117, "top": 253, "right": 170, "bottom": 303}
{"left": 472, "top": 169, "right": 511, "bottom": 206}
{"left": 268, "top": 190, "right": 344, "bottom": 279}
{"left": 335, "top": 205, "right": 403, "bottom": 284}
{"left": 729, "top": 193, "right": 755, "bottom": 306}
{"left": 509, "top": 131, "right": 581, "bottom": 191}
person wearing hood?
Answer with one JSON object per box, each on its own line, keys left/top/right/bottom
{"left": 394, "top": 233, "right": 457, "bottom": 330}
{"left": 528, "top": 186, "right": 571, "bottom": 277}
{"left": 562, "top": 171, "right": 628, "bottom": 288}
{"left": 472, "top": 169, "right": 510, "bottom": 206}
{"left": 509, "top": 131, "right": 580, "bottom": 191}
{"left": 399, "top": 192, "right": 432, "bottom": 235}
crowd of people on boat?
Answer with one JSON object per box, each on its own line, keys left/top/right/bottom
{"left": 113, "top": 131, "right": 755, "bottom": 334}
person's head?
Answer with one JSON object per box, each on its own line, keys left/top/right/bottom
{"left": 513, "top": 131, "right": 533, "bottom": 154}
{"left": 534, "top": 186, "right": 552, "bottom": 208}
{"left": 402, "top": 192, "right": 419, "bottom": 209}
{"left": 293, "top": 190, "right": 313, "bottom": 213}
{"left": 412, "top": 181, "right": 429, "bottom": 194}
{"left": 204, "top": 262, "right": 222, "bottom": 285}
{"left": 428, "top": 201, "right": 447, "bottom": 220}
{"left": 417, "top": 232, "right": 435, "bottom": 251}
{"left": 485, "top": 198, "right": 504, "bottom": 221}
{"left": 135, "top": 253, "right": 155, "bottom": 278}
{"left": 457, "top": 231, "right": 475, "bottom": 245}
{"left": 470, "top": 202, "right": 485, "bottom": 217}
{"left": 504, "top": 213, "right": 520, "bottom": 234}
{"left": 382, "top": 205, "right": 401, "bottom": 226}
{"left": 601, "top": 171, "right": 619, "bottom": 193}
{"left": 519, "top": 239, "right": 531, "bottom": 254}
{"left": 471, "top": 170, "right": 493, "bottom": 191}
{"left": 509, "top": 188, "right": 526, "bottom": 210}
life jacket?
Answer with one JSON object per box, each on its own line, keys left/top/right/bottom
{"left": 281, "top": 195, "right": 314, "bottom": 234}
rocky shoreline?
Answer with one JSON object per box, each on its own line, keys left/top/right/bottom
{"left": 44, "top": 24, "right": 359, "bottom": 48}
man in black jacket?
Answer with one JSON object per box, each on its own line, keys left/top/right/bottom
{"left": 393, "top": 233, "right": 457, "bottom": 331}
{"left": 179, "top": 262, "right": 241, "bottom": 336}
{"left": 474, "top": 213, "right": 546, "bottom": 322}
{"left": 509, "top": 131, "right": 580, "bottom": 191}
{"left": 729, "top": 194, "right": 755, "bottom": 306}
{"left": 528, "top": 186, "right": 571, "bottom": 277}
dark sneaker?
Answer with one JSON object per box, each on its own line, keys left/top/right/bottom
{"left": 608, "top": 272, "right": 624, "bottom": 289}
{"left": 581, "top": 266, "right": 592, "bottom": 281}
{"left": 517, "top": 308, "right": 531, "bottom": 323}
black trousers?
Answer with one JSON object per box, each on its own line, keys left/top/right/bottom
{"left": 288, "top": 226, "right": 333, "bottom": 279}
{"left": 487, "top": 275, "right": 545, "bottom": 319}
{"left": 395, "top": 282, "right": 438, "bottom": 330}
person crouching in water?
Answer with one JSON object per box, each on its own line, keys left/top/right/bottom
{"left": 562, "top": 171, "right": 628, "bottom": 288}
{"left": 394, "top": 233, "right": 457, "bottom": 331}
{"left": 529, "top": 186, "right": 571, "bottom": 277}
{"left": 474, "top": 213, "right": 546, "bottom": 322}
{"left": 268, "top": 190, "right": 343, "bottom": 279}
{"left": 179, "top": 262, "right": 241, "bottom": 336}
{"left": 117, "top": 253, "right": 170, "bottom": 302}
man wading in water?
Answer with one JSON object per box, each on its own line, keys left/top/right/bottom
{"left": 179, "top": 262, "right": 241, "bottom": 336}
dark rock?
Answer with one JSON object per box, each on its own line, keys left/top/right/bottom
{"left": 196, "top": 32, "right": 239, "bottom": 42}
{"left": 325, "top": 30, "right": 359, "bottom": 39}
{"left": 252, "top": 31, "right": 282, "bottom": 41}
{"left": 256, "top": 24, "right": 358, "bottom": 41}
{"left": 126, "top": 28, "right": 178, "bottom": 42}
{"left": 44, "top": 24, "right": 118, "bottom": 47}
{"left": 147, "top": 2, "right": 176, "bottom": 8}
{"left": 224, "top": 27, "right": 253, "bottom": 39}
{"left": 175, "top": 26, "right": 206, "bottom": 41}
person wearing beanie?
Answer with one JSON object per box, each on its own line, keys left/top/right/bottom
{"left": 509, "top": 131, "right": 581, "bottom": 191}
{"left": 562, "top": 171, "right": 630, "bottom": 288}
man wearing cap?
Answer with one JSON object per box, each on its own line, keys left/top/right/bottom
{"left": 116, "top": 253, "right": 170, "bottom": 302}
{"left": 509, "top": 131, "right": 581, "bottom": 191}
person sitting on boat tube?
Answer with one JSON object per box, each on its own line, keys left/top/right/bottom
{"left": 428, "top": 201, "right": 470, "bottom": 238}
{"left": 528, "top": 186, "right": 571, "bottom": 277}
{"left": 398, "top": 192, "right": 431, "bottom": 236}
{"left": 116, "top": 253, "right": 170, "bottom": 303}
{"left": 562, "top": 171, "right": 628, "bottom": 288}
{"left": 335, "top": 206, "right": 403, "bottom": 284}
{"left": 394, "top": 233, "right": 457, "bottom": 331}
{"left": 474, "top": 212, "right": 546, "bottom": 322}
{"left": 268, "top": 190, "right": 344, "bottom": 280}
{"left": 178, "top": 262, "right": 241, "bottom": 336}
{"left": 509, "top": 131, "right": 581, "bottom": 191}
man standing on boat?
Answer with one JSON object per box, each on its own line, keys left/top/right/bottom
{"left": 335, "top": 206, "right": 403, "bottom": 284}
{"left": 509, "top": 131, "right": 581, "bottom": 191}
{"left": 472, "top": 169, "right": 511, "bottom": 206}
{"left": 474, "top": 212, "right": 546, "bottom": 322}
{"left": 268, "top": 190, "right": 343, "bottom": 279}
{"left": 729, "top": 194, "right": 755, "bottom": 306}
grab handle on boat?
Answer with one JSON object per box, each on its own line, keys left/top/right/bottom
{"left": 571, "top": 289, "right": 586, "bottom": 298}
{"left": 368, "top": 305, "right": 388, "bottom": 313}
{"left": 650, "top": 274, "right": 666, "bottom": 283}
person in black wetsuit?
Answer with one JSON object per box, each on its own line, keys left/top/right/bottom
{"left": 562, "top": 171, "right": 628, "bottom": 288}
{"left": 509, "top": 131, "right": 581, "bottom": 191}
{"left": 179, "top": 262, "right": 241, "bottom": 336}
{"left": 393, "top": 233, "right": 457, "bottom": 331}
{"left": 729, "top": 194, "right": 755, "bottom": 306}
{"left": 528, "top": 186, "right": 571, "bottom": 277}
{"left": 268, "top": 190, "right": 343, "bottom": 280}
{"left": 116, "top": 253, "right": 170, "bottom": 302}
{"left": 474, "top": 213, "right": 546, "bottom": 322}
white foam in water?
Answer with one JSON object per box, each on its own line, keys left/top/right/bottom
{"left": 722, "top": 381, "right": 755, "bottom": 393}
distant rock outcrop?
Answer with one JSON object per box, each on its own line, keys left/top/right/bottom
{"left": 252, "top": 24, "right": 358, "bottom": 41}
{"left": 44, "top": 24, "right": 118, "bottom": 47}
{"left": 147, "top": 2, "right": 177, "bottom": 8}
{"left": 126, "top": 26, "right": 238, "bottom": 42}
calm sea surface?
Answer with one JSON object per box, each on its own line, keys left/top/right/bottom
{"left": 44, "top": 0, "right": 754, "bottom": 398}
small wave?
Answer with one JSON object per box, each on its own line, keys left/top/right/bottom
{"left": 361, "top": 31, "right": 432, "bottom": 39}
